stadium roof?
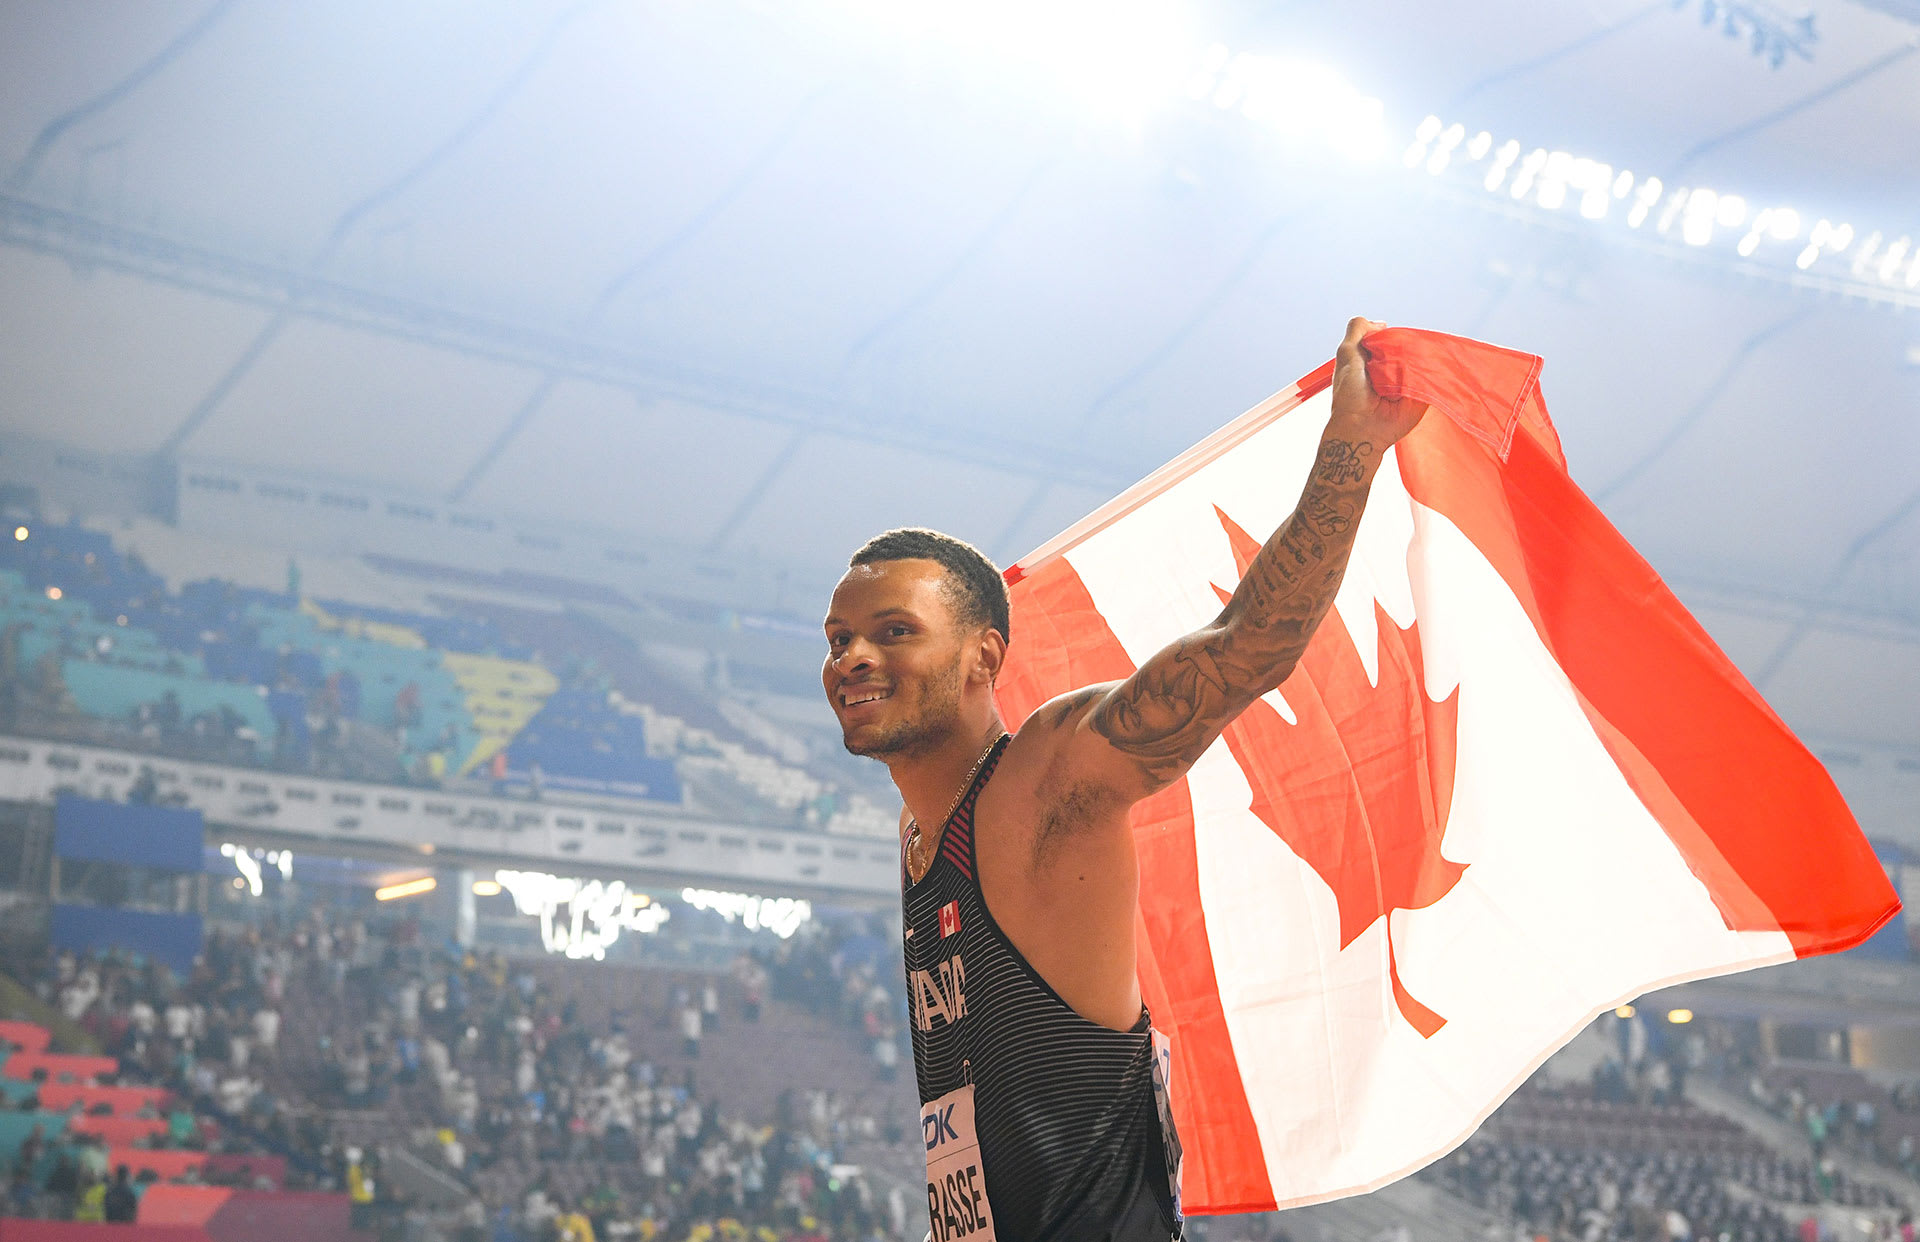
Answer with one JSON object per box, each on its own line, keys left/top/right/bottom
{"left": 0, "top": 0, "right": 1916, "bottom": 758}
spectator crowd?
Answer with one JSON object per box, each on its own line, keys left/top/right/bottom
{"left": 10, "top": 907, "right": 920, "bottom": 1242}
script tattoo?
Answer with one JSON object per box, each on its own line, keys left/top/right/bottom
{"left": 1091, "top": 437, "right": 1378, "bottom": 787}
{"left": 1316, "top": 439, "right": 1373, "bottom": 484}
{"left": 1302, "top": 491, "right": 1355, "bottom": 536}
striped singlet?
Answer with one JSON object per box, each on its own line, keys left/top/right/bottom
{"left": 904, "top": 734, "right": 1182, "bottom": 1242}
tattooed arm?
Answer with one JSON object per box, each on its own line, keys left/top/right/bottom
{"left": 1054, "top": 318, "right": 1427, "bottom": 801}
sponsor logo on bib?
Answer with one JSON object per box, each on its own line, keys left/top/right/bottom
{"left": 923, "top": 1084, "right": 996, "bottom": 1241}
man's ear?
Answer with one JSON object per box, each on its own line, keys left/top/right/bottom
{"left": 975, "top": 629, "right": 1007, "bottom": 685}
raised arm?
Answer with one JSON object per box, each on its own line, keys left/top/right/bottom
{"left": 1067, "top": 318, "right": 1425, "bottom": 799}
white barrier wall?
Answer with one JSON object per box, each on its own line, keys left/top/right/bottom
{"left": 0, "top": 735, "right": 897, "bottom": 900}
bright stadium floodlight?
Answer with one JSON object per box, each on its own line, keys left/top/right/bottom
{"left": 496, "top": 869, "right": 669, "bottom": 960}
{"left": 1483, "top": 140, "right": 1520, "bottom": 192}
{"left": 375, "top": 876, "right": 436, "bottom": 902}
{"left": 1682, "top": 188, "right": 1719, "bottom": 246}
{"left": 1875, "top": 236, "right": 1909, "bottom": 282}
{"left": 1200, "top": 49, "right": 1388, "bottom": 160}
{"left": 1851, "top": 231, "right": 1884, "bottom": 278}
{"left": 680, "top": 886, "right": 813, "bottom": 939}
{"left": 832, "top": 6, "right": 1908, "bottom": 300}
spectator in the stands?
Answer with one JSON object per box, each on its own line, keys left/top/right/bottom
{"left": 42, "top": 1145, "right": 79, "bottom": 1219}
{"left": 103, "top": 1165, "right": 137, "bottom": 1223}
{"left": 394, "top": 681, "right": 421, "bottom": 730}
{"left": 679, "top": 997, "right": 702, "bottom": 1059}
{"left": 554, "top": 1199, "right": 596, "bottom": 1242}
{"left": 733, "top": 953, "right": 767, "bottom": 1024}
{"left": 73, "top": 1169, "right": 107, "bottom": 1222}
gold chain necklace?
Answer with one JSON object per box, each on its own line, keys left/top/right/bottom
{"left": 905, "top": 733, "right": 1006, "bottom": 884}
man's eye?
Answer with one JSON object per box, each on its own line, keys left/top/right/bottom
{"left": 888, "top": 626, "right": 911, "bottom": 638}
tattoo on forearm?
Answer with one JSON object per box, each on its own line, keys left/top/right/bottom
{"left": 1091, "top": 437, "right": 1378, "bottom": 786}
{"left": 1302, "top": 492, "right": 1355, "bottom": 536}
{"left": 1316, "top": 439, "right": 1373, "bottom": 484}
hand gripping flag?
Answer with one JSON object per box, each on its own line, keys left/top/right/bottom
{"left": 994, "top": 328, "right": 1900, "bottom": 1214}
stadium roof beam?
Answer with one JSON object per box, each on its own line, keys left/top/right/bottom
{"left": 158, "top": 1, "right": 608, "bottom": 462}
{"left": 1439, "top": 0, "right": 1666, "bottom": 113}
{"left": 0, "top": 192, "right": 1141, "bottom": 494}
{"left": 1593, "top": 306, "right": 1814, "bottom": 505}
{"left": 5, "top": 0, "right": 240, "bottom": 192}
{"left": 1666, "top": 40, "right": 1920, "bottom": 178}
{"left": 447, "top": 86, "right": 836, "bottom": 503}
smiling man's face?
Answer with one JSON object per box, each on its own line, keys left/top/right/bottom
{"left": 822, "top": 558, "right": 971, "bottom": 760}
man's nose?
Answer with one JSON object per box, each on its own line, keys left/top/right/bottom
{"left": 832, "top": 639, "right": 876, "bottom": 673}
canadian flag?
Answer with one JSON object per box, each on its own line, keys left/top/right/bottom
{"left": 994, "top": 329, "right": 1899, "bottom": 1214}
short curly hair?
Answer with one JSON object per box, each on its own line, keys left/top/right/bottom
{"left": 849, "top": 528, "right": 1010, "bottom": 644}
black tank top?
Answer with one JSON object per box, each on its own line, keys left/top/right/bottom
{"left": 903, "top": 735, "right": 1182, "bottom": 1242}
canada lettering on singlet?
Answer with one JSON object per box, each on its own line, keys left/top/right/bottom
{"left": 910, "top": 954, "right": 967, "bottom": 1031}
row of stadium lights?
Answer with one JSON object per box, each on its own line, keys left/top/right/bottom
{"left": 1616, "top": 1003, "right": 1693, "bottom": 1025}
{"left": 1183, "top": 46, "right": 1917, "bottom": 292}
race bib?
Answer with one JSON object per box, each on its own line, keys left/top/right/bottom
{"left": 922, "top": 1083, "right": 996, "bottom": 1242}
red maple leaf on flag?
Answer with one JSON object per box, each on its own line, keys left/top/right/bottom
{"left": 1209, "top": 506, "right": 1465, "bottom": 1037}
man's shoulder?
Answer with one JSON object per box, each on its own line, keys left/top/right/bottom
{"left": 987, "top": 684, "right": 1132, "bottom": 839}
{"left": 1003, "top": 684, "right": 1113, "bottom": 755}
{"left": 996, "top": 681, "right": 1131, "bottom": 794}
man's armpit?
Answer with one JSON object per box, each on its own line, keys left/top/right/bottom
{"left": 1032, "top": 778, "right": 1122, "bottom": 867}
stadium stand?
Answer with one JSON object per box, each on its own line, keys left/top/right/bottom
{"left": 3, "top": 515, "right": 1915, "bottom": 1242}
{"left": 0, "top": 1004, "right": 356, "bottom": 1238}
{"left": 0, "top": 513, "right": 908, "bottom": 836}
{"left": 6, "top": 905, "right": 917, "bottom": 1241}
{"left": 27, "top": 893, "right": 1918, "bottom": 1242}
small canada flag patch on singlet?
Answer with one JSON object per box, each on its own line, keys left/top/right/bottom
{"left": 939, "top": 901, "right": 962, "bottom": 939}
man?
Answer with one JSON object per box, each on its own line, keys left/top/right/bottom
{"left": 822, "top": 319, "right": 1421, "bottom": 1241}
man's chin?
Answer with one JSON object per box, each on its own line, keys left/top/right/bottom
{"left": 841, "top": 722, "right": 919, "bottom": 760}
{"left": 841, "top": 730, "right": 896, "bottom": 760}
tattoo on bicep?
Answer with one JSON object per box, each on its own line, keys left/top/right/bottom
{"left": 1091, "top": 631, "right": 1251, "bottom": 783}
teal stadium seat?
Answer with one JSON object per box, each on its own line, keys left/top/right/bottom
{"left": 0, "top": 1110, "right": 68, "bottom": 1164}
{"left": 61, "top": 660, "right": 274, "bottom": 742}
{"left": 245, "top": 604, "right": 479, "bottom": 760}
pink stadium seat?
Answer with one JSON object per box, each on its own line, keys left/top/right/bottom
{"left": 2, "top": 1052, "right": 120, "bottom": 1083}
{"left": 109, "top": 1147, "right": 207, "bottom": 1182}
{"left": 66, "top": 1113, "right": 168, "bottom": 1144}
{"left": 36, "top": 1082, "right": 172, "bottom": 1116}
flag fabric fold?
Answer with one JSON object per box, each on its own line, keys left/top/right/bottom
{"left": 994, "top": 328, "right": 1899, "bottom": 1214}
